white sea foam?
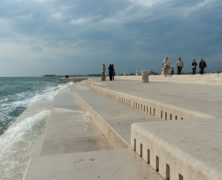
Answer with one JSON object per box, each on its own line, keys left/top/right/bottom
{"left": 0, "top": 110, "right": 50, "bottom": 179}
{"left": 0, "top": 82, "right": 73, "bottom": 134}
{"left": 0, "top": 82, "right": 75, "bottom": 179}
{"left": 29, "top": 81, "right": 74, "bottom": 103}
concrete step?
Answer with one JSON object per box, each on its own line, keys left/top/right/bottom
{"left": 52, "top": 88, "right": 79, "bottom": 110}
{"left": 41, "top": 89, "right": 113, "bottom": 156}
{"left": 131, "top": 119, "right": 222, "bottom": 180}
{"left": 40, "top": 109, "right": 113, "bottom": 156}
{"left": 87, "top": 78, "right": 218, "bottom": 119}
{"left": 24, "top": 87, "right": 164, "bottom": 180}
{"left": 71, "top": 87, "right": 160, "bottom": 146}
{"left": 89, "top": 82, "right": 214, "bottom": 122}
{"left": 24, "top": 149, "right": 163, "bottom": 180}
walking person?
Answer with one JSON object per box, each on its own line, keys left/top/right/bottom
{"left": 162, "top": 57, "right": 171, "bottom": 77}
{"left": 176, "top": 58, "right": 184, "bottom": 75}
{"left": 108, "top": 64, "right": 113, "bottom": 81}
{"left": 199, "top": 58, "right": 207, "bottom": 74}
{"left": 101, "top": 64, "right": 106, "bottom": 81}
{"left": 191, "top": 59, "right": 197, "bottom": 75}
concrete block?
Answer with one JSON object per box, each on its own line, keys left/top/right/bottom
{"left": 131, "top": 120, "right": 222, "bottom": 180}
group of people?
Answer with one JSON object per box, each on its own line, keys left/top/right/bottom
{"left": 162, "top": 57, "right": 207, "bottom": 76}
{"left": 101, "top": 64, "right": 115, "bottom": 81}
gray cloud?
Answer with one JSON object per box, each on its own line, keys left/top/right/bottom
{"left": 0, "top": 0, "right": 222, "bottom": 76}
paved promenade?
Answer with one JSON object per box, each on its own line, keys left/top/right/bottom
{"left": 24, "top": 75, "right": 222, "bottom": 180}
{"left": 24, "top": 86, "right": 163, "bottom": 180}
{"left": 85, "top": 76, "right": 222, "bottom": 179}
{"left": 88, "top": 78, "right": 222, "bottom": 118}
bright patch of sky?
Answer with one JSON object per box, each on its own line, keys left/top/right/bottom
{"left": 0, "top": 0, "right": 222, "bottom": 76}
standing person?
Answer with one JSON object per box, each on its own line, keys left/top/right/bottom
{"left": 112, "top": 64, "right": 115, "bottom": 80}
{"left": 108, "top": 64, "right": 113, "bottom": 81}
{"left": 101, "top": 64, "right": 106, "bottom": 81}
{"left": 176, "top": 58, "right": 184, "bottom": 75}
{"left": 199, "top": 58, "right": 207, "bottom": 74}
{"left": 162, "top": 57, "right": 171, "bottom": 77}
{"left": 191, "top": 59, "right": 197, "bottom": 75}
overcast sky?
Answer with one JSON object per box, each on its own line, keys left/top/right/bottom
{"left": 0, "top": 0, "right": 221, "bottom": 76}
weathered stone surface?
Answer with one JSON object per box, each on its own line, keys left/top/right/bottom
{"left": 25, "top": 149, "right": 163, "bottom": 180}
{"left": 24, "top": 86, "right": 163, "bottom": 180}
{"left": 25, "top": 75, "right": 222, "bottom": 180}
{"left": 132, "top": 119, "right": 222, "bottom": 180}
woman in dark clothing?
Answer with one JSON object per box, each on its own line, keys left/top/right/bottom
{"left": 192, "top": 59, "right": 197, "bottom": 75}
{"left": 108, "top": 64, "right": 113, "bottom": 81}
{"left": 199, "top": 58, "right": 207, "bottom": 74}
{"left": 112, "top": 64, "right": 115, "bottom": 80}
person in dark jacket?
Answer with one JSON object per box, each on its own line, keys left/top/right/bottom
{"left": 199, "top": 58, "right": 207, "bottom": 74}
{"left": 192, "top": 59, "right": 197, "bottom": 75}
{"left": 108, "top": 64, "right": 113, "bottom": 81}
{"left": 112, "top": 64, "right": 115, "bottom": 80}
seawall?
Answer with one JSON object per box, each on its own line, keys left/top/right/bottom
{"left": 23, "top": 74, "right": 222, "bottom": 180}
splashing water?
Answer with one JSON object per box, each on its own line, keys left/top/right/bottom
{"left": 0, "top": 77, "right": 59, "bottom": 135}
{"left": 0, "top": 77, "right": 75, "bottom": 179}
{"left": 0, "top": 111, "right": 50, "bottom": 179}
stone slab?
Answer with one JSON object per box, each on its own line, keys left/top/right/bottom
{"left": 131, "top": 119, "right": 222, "bottom": 179}
{"left": 115, "top": 74, "right": 222, "bottom": 86}
{"left": 24, "top": 86, "right": 163, "bottom": 180}
{"left": 52, "top": 89, "right": 79, "bottom": 110}
{"left": 41, "top": 90, "right": 113, "bottom": 156}
{"left": 72, "top": 87, "right": 160, "bottom": 145}
{"left": 25, "top": 149, "right": 163, "bottom": 180}
{"left": 87, "top": 78, "right": 222, "bottom": 118}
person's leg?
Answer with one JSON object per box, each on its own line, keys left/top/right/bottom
{"left": 200, "top": 68, "right": 204, "bottom": 74}
{"left": 101, "top": 72, "right": 105, "bottom": 81}
{"left": 177, "top": 67, "right": 181, "bottom": 74}
{"left": 163, "top": 68, "right": 167, "bottom": 76}
{"left": 112, "top": 73, "right": 114, "bottom": 80}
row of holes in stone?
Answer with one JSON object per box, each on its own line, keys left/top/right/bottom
{"left": 131, "top": 102, "right": 184, "bottom": 121}
{"left": 96, "top": 89, "right": 184, "bottom": 120}
{"left": 133, "top": 102, "right": 156, "bottom": 116}
{"left": 134, "top": 139, "right": 184, "bottom": 180}
{"left": 160, "top": 111, "right": 183, "bottom": 120}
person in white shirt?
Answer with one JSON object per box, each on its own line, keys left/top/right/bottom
{"left": 176, "top": 58, "right": 184, "bottom": 75}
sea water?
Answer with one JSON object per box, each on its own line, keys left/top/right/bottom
{"left": 0, "top": 77, "right": 72, "bottom": 179}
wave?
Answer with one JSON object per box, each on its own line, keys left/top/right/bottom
{"left": 0, "top": 110, "right": 50, "bottom": 179}
{"left": 0, "top": 81, "right": 75, "bottom": 179}
{"left": 0, "top": 82, "right": 73, "bottom": 135}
